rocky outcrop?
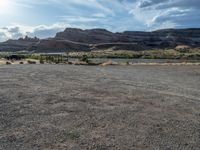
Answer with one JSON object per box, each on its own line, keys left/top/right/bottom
{"left": 0, "top": 28, "right": 200, "bottom": 52}
{"left": 53, "top": 28, "right": 200, "bottom": 51}
{"left": 55, "top": 28, "right": 117, "bottom": 44}
{"left": 29, "top": 39, "right": 90, "bottom": 53}
{"left": 0, "top": 36, "right": 39, "bottom": 52}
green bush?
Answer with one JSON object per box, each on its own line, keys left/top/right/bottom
{"left": 79, "top": 55, "right": 90, "bottom": 63}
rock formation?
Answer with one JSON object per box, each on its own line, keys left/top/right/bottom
{"left": 0, "top": 28, "right": 200, "bottom": 52}
{"left": 0, "top": 36, "right": 39, "bottom": 52}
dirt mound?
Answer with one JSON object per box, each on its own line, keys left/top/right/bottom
{"left": 101, "top": 60, "right": 118, "bottom": 66}
{"left": 175, "top": 45, "right": 191, "bottom": 50}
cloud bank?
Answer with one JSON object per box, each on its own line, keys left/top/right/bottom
{"left": 0, "top": 0, "right": 199, "bottom": 42}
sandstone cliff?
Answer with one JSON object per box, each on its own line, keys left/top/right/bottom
{"left": 0, "top": 28, "right": 199, "bottom": 52}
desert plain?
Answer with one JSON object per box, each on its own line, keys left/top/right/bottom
{"left": 0, "top": 64, "right": 199, "bottom": 150}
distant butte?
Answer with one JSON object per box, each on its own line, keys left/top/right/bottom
{"left": 0, "top": 28, "right": 200, "bottom": 52}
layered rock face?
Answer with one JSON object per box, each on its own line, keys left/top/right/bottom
{"left": 0, "top": 36, "right": 39, "bottom": 52}
{"left": 55, "top": 28, "right": 118, "bottom": 44}
{"left": 0, "top": 28, "right": 200, "bottom": 52}
{"left": 55, "top": 28, "right": 200, "bottom": 47}
{"left": 29, "top": 39, "right": 90, "bottom": 53}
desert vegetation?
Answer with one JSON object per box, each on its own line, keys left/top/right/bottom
{"left": 68, "top": 48, "right": 200, "bottom": 60}
{"left": 0, "top": 48, "right": 200, "bottom": 66}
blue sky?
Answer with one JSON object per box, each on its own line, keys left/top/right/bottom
{"left": 0, "top": 0, "right": 199, "bottom": 41}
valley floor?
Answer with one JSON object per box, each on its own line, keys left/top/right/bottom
{"left": 0, "top": 65, "right": 200, "bottom": 149}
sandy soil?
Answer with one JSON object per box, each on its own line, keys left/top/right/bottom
{"left": 0, "top": 65, "right": 200, "bottom": 150}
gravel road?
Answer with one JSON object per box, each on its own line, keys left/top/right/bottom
{"left": 0, "top": 65, "right": 200, "bottom": 150}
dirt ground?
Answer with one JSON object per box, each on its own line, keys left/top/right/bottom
{"left": 0, "top": 65, "right": 200, "bottom": 150}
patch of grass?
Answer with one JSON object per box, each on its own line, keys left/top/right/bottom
{"left": 27, "top": 60, "right": 37, "bottom": 64}
{"left": 68, "top": 48, "right": 200, "bottom": 60}
{"left": 27, "top": 54, "right": 67, "bottom": 64}
{"left": 79, "top": 55, "right": 90, "bottom": 63}
{"left": 1, "top": 48, "right": 200, "bottom": 62}
{"left": 67, "top": 130, "right": 80, "bottom": 140}
{"left": 28, "top": 55, "right": 41, "bottom": 60}
{"left": 58, "top": 130, "right": 80, "bottom": 142}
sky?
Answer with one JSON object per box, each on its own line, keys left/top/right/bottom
{"left": 0, "top": 0, "right": 199, "bottom": 42}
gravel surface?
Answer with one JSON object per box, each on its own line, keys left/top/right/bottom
{"left": 0, "top": 65, "right": 200, "bottom": 150}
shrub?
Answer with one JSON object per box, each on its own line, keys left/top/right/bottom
{"left": 39, "top": 59, "right": 45, "bottom": 64}
{"left": 6, "top": 62, "right": 12, "bottom": 65}
{"left": 79, "top": 55, "right": 90, "bottom": 63}
{"left": 27, "top": 60, "right": 36, "bottom": 64}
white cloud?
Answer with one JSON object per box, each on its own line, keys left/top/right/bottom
{"left": 92, "top": 13, "right": 106, "bottom": 18}
{"left": 60, "top": 16, "right": 99, "bottom": 23}
{"left": 0, "top": 23, "right": 70, "bottom": 42}
{"left": 0, "top": 0, "right": 199, "bottom": 42}
{"left": 126, "top": 0, "right": 200, "bottom": 30}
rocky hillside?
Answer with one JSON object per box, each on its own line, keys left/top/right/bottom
{"left": 0, "top": 28, "right": 200, "bottom": 52}
{"left": 0, "top": 36, "right": 39, "bottom": 52}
